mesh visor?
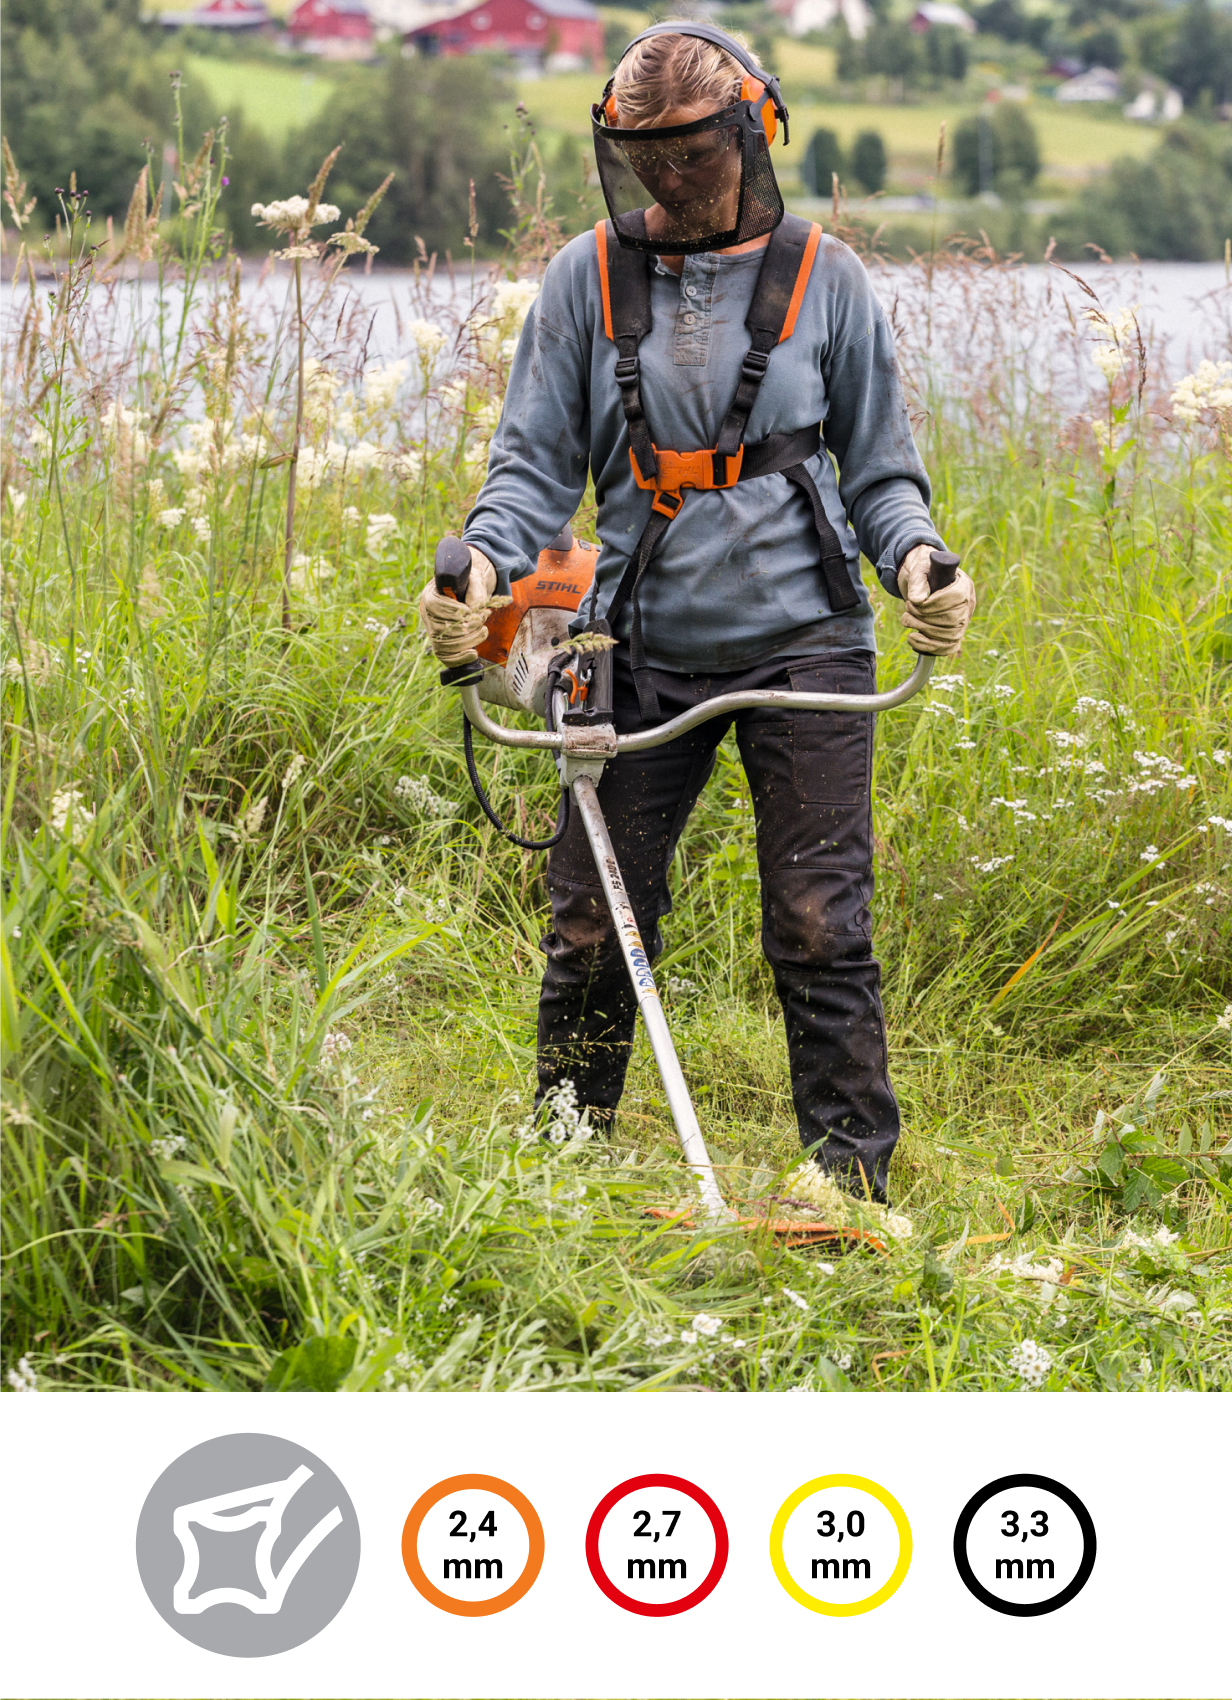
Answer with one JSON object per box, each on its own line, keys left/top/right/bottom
{"left": 592, "top": 105, "right": 784, "bottom": 255}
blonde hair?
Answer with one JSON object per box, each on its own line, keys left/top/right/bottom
{"left": 612, "top": 26, "right": 752, "bottom": 127}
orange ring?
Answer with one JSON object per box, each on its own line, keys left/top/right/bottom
{"left": 401, "top": 1474, "right": 545, "bottom": 1617}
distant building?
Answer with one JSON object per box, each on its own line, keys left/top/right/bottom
{"left": 780, "top": 0, "right": 871, "bottom": 41}
{"left": 288, "top": 0, "right": 375, "bottom": 58}
{"left": 1123, "top": 79, "right": 1182, "bottom": 122}
{"left": 158, "top": 0, "right": 271, "bottom": 30}
{"left": 404, "top": 0, "right": 603, "bottom": 71}
{"left": 1054, "top": 64, "right": 1120, "bottom": 103}
{"left": 909, "top": 2, "right": 976, "bottom": 34}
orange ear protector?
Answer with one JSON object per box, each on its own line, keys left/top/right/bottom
{"left": 600, "top": 72, "right": 779, "bottom": 144}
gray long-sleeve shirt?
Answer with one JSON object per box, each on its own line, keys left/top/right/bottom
{"left": 462, "top": 228, "right": 943, "bottom": 672}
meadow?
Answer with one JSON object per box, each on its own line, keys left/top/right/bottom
{"left": 1, "top": 120, "right": 1229, "bottom": 1396}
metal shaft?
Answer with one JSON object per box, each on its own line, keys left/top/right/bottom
{"left": 570, "top": 773, "right": 730, "bottom": 1224}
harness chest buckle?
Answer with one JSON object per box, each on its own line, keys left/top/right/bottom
{"left": 628, "top": 442, "right": 745, "bottom": 510}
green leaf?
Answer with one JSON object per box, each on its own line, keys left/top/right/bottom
{"left": 1097, "top": 1145, "right": 1125, "bottom": 1183}
{"left": 1121, "top": 1169, "right": 1160, "bottom": 1212}
{"left": 264, "top": 1333, "right": 357, "bottom": 1392}
{"left": 1140, "top": 1155, "right": 1186, "bottom": 1190}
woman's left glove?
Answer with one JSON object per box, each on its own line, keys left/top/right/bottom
{"left": 897, "top": 544, "right": 976, "bottom": 656}
{"left": 417, "top": 545, "right": 497, "bottom": 665}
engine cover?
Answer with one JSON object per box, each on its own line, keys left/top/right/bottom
{"left": 476, "top": 534, "right": 597, "bottom": 717}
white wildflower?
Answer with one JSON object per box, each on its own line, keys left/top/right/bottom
{"left": 489, "top": 277, "right": 540, "bottom": 328}
{"left": 282, "top": 753, "right": 308, "bottom": 791}
{"left": 362, "top": 360, "right": 408, "bottom": 413}
{"left": 1215, "top": 1004, "right": 1232, "bottom": 1032}
{"left": 250, "top": 195, "right": 340, "bottom": 233}
{"left": 366, "top": 512, "right": 398, "bottom": 557}
{"left": 6, "top": 1356, "right": 38, "bottom": 1392}
{"left": 972, "top": 855, "right": 1014, "bottom": 873}
{"left": 782, "top": 1288, "right": 810, "bottom": 1312}
{"left": 320, "top": 1030, "right": 352, "bottom": 1065}
{"left": 1140, "top": 844, "right": 1160, "bottom": 862}
{"left": 49, "top": 787, "right": 94, "bottom": 844}
{"left": 393, "top": 774, "right": 457, "bottom": 817}
{"left": 1171, "top": 359, "right": 1232, "bottom": 424}
{"left": 407, "top": 319, "right": 448, "bottom": 362}
{"left": 692, "top": 1313, "right": 723, "bottom": 1337}
{"left": 150, "top": 1134, "right": 186, "bottom": 1160}
{"left": 680, "top": 1329, "right": 699, "bottom": 1345}
{"left": 155, "top": 507, "right": 185, "bottom": 529}
{"left": 644, "top": 1325, "right": 675, "bottom": 1349}
{"left": 191, "top": 516, "right": 212, "bottom": 544}
{"left": 1008, "top": 1338, "right": 1051, "bottom": 1387}
{"left": 1212, "top": 750, "right": 1229, "bottom": 767}
{"left": 1207, "top": 815, "right": 1232, "bottom": 831}
{"left": 342, "top": 505, "right": 362, "bottom": 525}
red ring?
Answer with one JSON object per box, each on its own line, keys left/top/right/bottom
{"left": 584, "top": 1474, "right": 729, "bottom": 1617}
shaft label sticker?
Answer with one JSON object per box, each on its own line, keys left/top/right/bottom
{"left": 770, "top": 1474, "right": 911, "bottom": 1616}
{"left": 401, "top": 1475, "right": 544, "bottom": 1617}
{"left": 586, "top": 1475, "right": 728, "bottom": 1616}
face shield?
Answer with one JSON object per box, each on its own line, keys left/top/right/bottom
{"left": 592, "top": 94, "right": 785, "bottom": 256}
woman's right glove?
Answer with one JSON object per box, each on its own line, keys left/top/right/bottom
{"left": 417, "top": 545, "right": 497, "bottom": 665}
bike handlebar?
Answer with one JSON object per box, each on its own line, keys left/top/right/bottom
{"left": 458, "top": 652, "right": 935, "bottom": 753}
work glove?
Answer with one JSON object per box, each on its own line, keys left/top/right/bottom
{"left": 417, "top": 544, "right": 497, "bottom": 665}
{"left": 897, "top": 543, "right": 977, "bottom": 656}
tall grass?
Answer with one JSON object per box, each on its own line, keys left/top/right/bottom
{"left": 1, "top": 119, "right": 1230, "bottom": 1394}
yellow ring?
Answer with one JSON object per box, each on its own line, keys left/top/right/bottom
{"left": 769, "top": 1473, "right": 912, "bottom": 1616}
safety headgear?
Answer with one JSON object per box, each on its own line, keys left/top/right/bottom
{"left": 592, "top": 21, "right": 790, "bottom": 256}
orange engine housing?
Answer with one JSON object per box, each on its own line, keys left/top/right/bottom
{"left": 476, "top": 540, "right": 597, "bottom": 669}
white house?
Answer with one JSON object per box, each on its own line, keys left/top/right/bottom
{"left": 1054, "top": 64, "right": 1121, "bottom": 102}
{"left": 1123, "top": 81, "right": 1183, "bottom": 121}
{"left": 784, "top": 0, "right": 871, "bottom": 39}
{"left": 909, "top": 2, "right": 976, "bottom": 34}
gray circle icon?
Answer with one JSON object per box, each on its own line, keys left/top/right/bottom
{"left": 135, "top": 1432, "right": 360, "bottom": 1656}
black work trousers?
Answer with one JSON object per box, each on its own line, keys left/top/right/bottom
{"left": 536, "top": 647, "right": 900, "bottom": 1198}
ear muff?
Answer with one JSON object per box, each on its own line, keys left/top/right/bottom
{"left": 740, "top": 75, "right": 777, "bottom": 146}
{"left": 604, "top": 91, "right": 618, "bottom": 125}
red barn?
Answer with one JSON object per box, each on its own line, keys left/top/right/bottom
{"left": 159, "top": 0, "right": 271, "bottom": 30}
{"left": 405, "top": 0, "right": 603, "bottom": 72}
{"left": 288, "top": 0, "right": 375, "bottom": 57}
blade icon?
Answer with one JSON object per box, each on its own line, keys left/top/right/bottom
{"left": 172, "top": 1464, "right": 343, "bottom": 1615}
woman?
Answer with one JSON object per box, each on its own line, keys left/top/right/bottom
{"left": 419, "top": 23, "right": 975, "bottom": 1203}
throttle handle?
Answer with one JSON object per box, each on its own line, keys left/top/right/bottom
{"left": 927, "top": 549, "right": 961, "bottom": 595}
{"left": 434, "top": 535, "right": 472, "bottom": 604}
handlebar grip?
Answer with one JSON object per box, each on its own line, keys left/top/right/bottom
{"left": 927, "top": 549, "right": 961, "bottom": 595}
{"left": 434, "top": 535, "right": 472, "bottom": 604}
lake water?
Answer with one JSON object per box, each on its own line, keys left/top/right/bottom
{"left": 4, "top": 257, "right": 1229, "bottom": 402}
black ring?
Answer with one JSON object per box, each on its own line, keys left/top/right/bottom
{"left": 952, "top": 1474, "right": 1096, "bottom": 1618}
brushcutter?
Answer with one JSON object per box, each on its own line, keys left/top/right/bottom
{"left": 434, "top": 526, "right": 958, "bottom": 1235}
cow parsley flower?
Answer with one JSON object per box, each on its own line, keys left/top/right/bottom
{"left": 251, "top": 195, "right": 340, "bottom": 233}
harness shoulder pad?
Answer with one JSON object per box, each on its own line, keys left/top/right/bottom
{"left": 746, "top": 213, "right": 823, "bottom": 345}
{"left": 595, "top": 218, "right": 653, "bottom": 345}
